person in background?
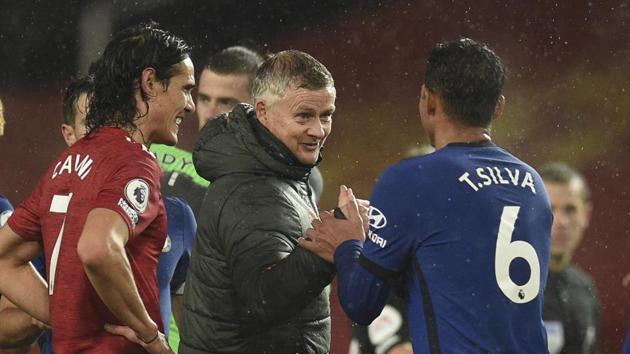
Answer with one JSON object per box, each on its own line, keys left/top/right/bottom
{"left": 539, "top": 162, "right": 601, "bottom": 354}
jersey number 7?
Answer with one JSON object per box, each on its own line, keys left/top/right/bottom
{"left": 48, "top": 193, "right": 73, "bottom": 295}
{"left": 494, "top": 206, "right": 541, "bottom": 304}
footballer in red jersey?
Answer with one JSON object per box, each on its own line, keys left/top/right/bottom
{"left": 0, "top": 22, "right": 195, "bottom": 354}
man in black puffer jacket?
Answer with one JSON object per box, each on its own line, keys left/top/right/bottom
{"left": 180, "top": 50, "right": 337, "bottom": 354}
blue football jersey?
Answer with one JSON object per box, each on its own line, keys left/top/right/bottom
{"left": 158, "top": 196, "right": 196, "bottom": 337}
{"left": 336, "top": 141, "right": 552, "bottom": 354}
{"left": 0, "top": 194, "right": 13, "bottom": 226}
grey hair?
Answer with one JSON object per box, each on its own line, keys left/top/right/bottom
{"left": 251, "top": 50, "right": 334, "bottom": 105}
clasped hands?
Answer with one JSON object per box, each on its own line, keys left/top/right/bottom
{"left": 299, "top": 185, "right": 370, "bottom": 263}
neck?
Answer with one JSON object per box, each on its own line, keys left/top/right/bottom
{"left": 433, "top": 124, "right": 491, "bottom": 150}
{"left": 128, "top": 126, "right": 151, "bottom": 146}
{"left": 549, "top": 253, "right": 571, "bottom": 273}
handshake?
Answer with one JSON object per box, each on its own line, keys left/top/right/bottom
{"left": 299, "top": 185, "right": 370, "bottom": 263}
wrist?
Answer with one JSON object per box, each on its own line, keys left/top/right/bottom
{"left": 135, "top": 321, "right": 158, "bottom": 344}
{"left": 138, "top": 330, "right": 159, "bottom": 344}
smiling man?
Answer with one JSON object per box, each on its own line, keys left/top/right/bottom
{"left": 0, "top": 22, "right": 194, "bottom": 354}
{"left": 180, "top": 50, "right": 336, "bottom": 354}
{"left": 149, "top": 47, "right": 263, "bottom": 217}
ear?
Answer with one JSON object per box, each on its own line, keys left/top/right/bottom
{"left": 583, "top": 201, "right": 593, "bottom": 229}
{"left": 140, "top": 67, "right": 159, "bottom": 97}
{"left": 418, "top": 85, "right": 425, "bottom": 113}
{"left": 493, "top": 95, "right": 506, "bottom": 121}
{"left": 419, "top": 85, "right": 434, "bottom": 117}
{"left": 61, "top": 124, "right": 76, "bottom": 147}
{"left": 255, "top": 99, "right": 270, "bottom": 128}
{"left": 424, "top": 86, "right": 439, "bottom": 117}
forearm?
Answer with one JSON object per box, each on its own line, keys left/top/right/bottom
{"left": 82, "top": 245, "right": 157, "bottom": 339}
{"left": 335, "top": 240, "right": 390, "bottom": 325}
{"left": 0, "top": 263, "right": 49, "bottom": 324}
{"left": 0, "top": 307, "right": 41, "bottom": 348}
{"left": 239, "top": 247, "right": 336, "bottom": 323}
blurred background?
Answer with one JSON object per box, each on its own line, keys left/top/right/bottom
{"left": 0, "top": 0, "right": 628, "bottom": 352}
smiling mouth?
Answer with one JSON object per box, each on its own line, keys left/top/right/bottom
{"left": 302, "top": 142, "right": 320, "bottom": 151}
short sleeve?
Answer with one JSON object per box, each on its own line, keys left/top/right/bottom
{"left": 363, "top": 166, "right": 418, "bottom": 273}
{"left": 90, "top": 157, "right": 161, "bottom": 238}
{"left": 7, "top": 176, "right": 47, "bottom": 241}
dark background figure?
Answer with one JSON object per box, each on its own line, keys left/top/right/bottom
{"left": 0, "top": 2, "right": 628, "bottom": 352}
{"left": 540, "top": 162, "right": 601, "bottom": 354}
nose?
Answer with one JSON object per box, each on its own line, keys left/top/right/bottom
{"left": 186, "top": 93, "right": 196, "bottom": 113}
{"left": 307, "top": 118, "right": 326, "bottom": 139}
{"left": 552, "top": 210, "right": 570, "bottom": 229}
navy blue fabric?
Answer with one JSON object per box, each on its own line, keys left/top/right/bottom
{"left": 157, "top": 196, "right": 196, "bottom": 337}
{"left": 335, "top": 142, "right": 552, "bottom": 353}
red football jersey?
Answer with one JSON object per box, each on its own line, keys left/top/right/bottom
{"left": 8, "top": 127, "right": 166, "bottom": 354}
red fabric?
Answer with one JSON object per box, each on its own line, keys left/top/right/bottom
{"left": 8, "top": 128, "right": 166, "bottom": 354}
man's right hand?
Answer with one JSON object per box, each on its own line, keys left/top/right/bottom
{"left": 104, "top": 324, "right": 173, "bottom": 354}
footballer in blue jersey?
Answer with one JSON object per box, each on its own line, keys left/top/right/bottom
{"left": 158, "top": 195, "right": 196, "bottom": 338}
{"left": 303, "top": 38, "right": 552, "bottom": 353}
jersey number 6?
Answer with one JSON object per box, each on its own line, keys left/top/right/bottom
{"left": 494, "top": 206, "right": 541, "bottom": 303}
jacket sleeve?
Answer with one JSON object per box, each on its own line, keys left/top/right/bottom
{"left": 220, "top": 182, "right": 336, "bottom": 325}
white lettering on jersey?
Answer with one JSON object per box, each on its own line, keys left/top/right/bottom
{"left": 117, "top": 198, "right": 139, "bottom": 227}
{"left": 367, "top": 230, "right": 388, "bottom": 248}
{"left": 51, "top": 154, "right": 94, "bottom": 180}
{"left": 74, "top": 154, "right": 94, "bottom": 180}
{"left": 458, "top": 167, "right": 536, "bottom": 194}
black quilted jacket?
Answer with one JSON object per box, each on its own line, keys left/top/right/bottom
{"left": 180, "top": 104, "right": 336, "bottom": 354}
